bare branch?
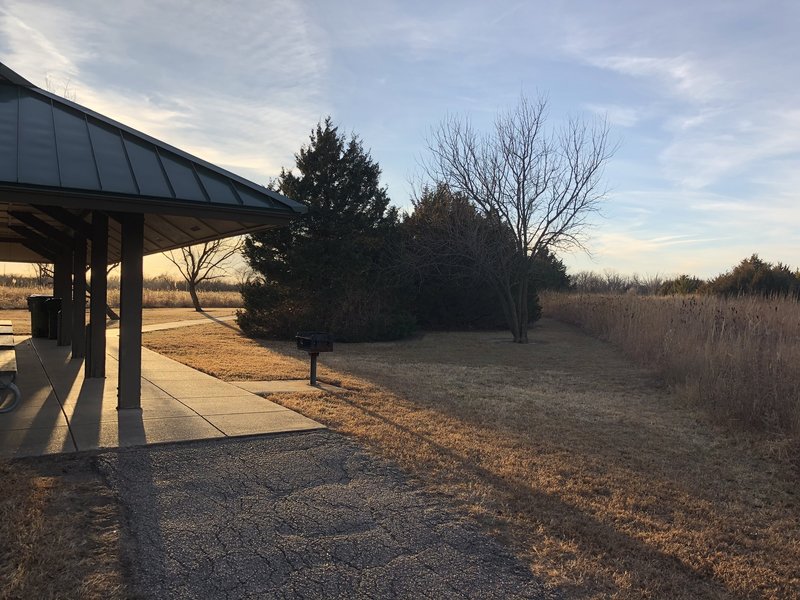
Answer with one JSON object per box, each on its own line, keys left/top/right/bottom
{"left": 421, "top": 95, "right": 615, "bottom": 342}
{"left": 163, "top": 237, "right": 243, "bottom": 311}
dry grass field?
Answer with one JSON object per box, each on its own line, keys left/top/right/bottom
{"left": 143, "top": 318, "right": 800, "bottom": 599}
{"left": 0, "top": 307, "right": 238, "bottom": 336}
{"left": 542, "top": 293, "right": 800, "bottom": 439}
{"left": 0, "top": 456, "right": 126, "bottom": 600}
{"left": 0, "top": 285, "right": 241, "bottom": 310}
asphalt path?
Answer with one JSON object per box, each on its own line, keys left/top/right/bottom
{"left": 98, "top": 430, "right": 558, "bottom": 599}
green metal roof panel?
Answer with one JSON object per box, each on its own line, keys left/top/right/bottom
{"left": 197, "top": 166, "right": 240, "bottom": 206}
{"left": 18, "top": 91, "right": 60, "bottom": 186}
{"left": 158, "top": 151, "right": 206, "bottom": 202}
{"left": 235, "top": 182, "right": 279, "bottom": 208}
{"left": 122, "top": 134, "right": 172, "bottom": 197}
{"left": 88, "top": 118, "right": 139, "bottom": 194}
{"left": 53, "top": 104, "right": 101, "bottom": 189}
{"left": 0, "top": 62, "right": 306, "bottom": 215}
{"left": 0, "top": 85, "right": 17, "bottom": 181}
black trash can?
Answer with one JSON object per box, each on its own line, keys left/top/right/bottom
{"left": 27, "top": 294, "right": 53, "bottom": 338}
{"left": 44, "top": 298, "right": 62, "bottom": 340}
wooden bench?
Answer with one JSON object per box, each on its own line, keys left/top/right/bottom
{"left": 0, "top": 320, "right": 20, "bottom": 414}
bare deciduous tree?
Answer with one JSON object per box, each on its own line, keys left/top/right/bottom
{"left": 36, "top": 261, "right": 121, "bottom": 319}
{"left": 33, "top": 262, "right": 53, "bottom": 286}
{"left": 424, "top": 95, "right": 614, "bottom": 343}
{"left": 165, "top": 238, "right": 243, "bottom": 312}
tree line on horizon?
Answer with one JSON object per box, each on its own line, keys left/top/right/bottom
{"left": 571, "top": 254, "right": 800, "bottom": 298}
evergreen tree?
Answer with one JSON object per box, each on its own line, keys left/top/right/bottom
{"left": 707, "top": 254, "right": 800, "bottom": 297}
{"left": 402, "top": 184, "right": 553, "bottom": 329}
{"left": 240, "top": 118, "right": 414, "bottom": 341}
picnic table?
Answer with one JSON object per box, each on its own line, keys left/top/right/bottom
{"left": 0, "top": 320, "right": 20, "bottom": 413}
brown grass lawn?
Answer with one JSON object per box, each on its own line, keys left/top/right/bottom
{"left": 0, "top": 455, "right": 126, "bottom": 600}
{"left": 0, "top": 306, "right": 238, "bottom": 336}
{"left": 143, "top": 318, "right": 800, "bottom": 599}
{"left": 0, "top": 285, "right": 242, "bottom": 311}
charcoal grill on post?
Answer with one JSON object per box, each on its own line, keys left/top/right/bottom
{"left": 295, "top": 332, "right": 333, "bottom": 385}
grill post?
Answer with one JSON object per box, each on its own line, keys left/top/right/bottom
{"left": 310, "top": 352, "right": 318, "bottom": 385}
{"left": 296, "top": 332, "right": 333, "bottom": 387}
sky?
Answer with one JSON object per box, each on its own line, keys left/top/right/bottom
{"left": 0, "top": 0, "right": 798, "bottom": 279}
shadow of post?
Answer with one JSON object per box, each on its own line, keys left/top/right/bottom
{"left": 16, "top": 338, "right": 81, "bottom": 455}
{"left": 94, "top": 433, "right": 166, "bottom": 597}
{"left": 331, "top": 392, "right": 735, "bottom": 597}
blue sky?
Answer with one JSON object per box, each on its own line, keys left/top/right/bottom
{"left": 1, "top": 0, "right": 798, "bottom": 278}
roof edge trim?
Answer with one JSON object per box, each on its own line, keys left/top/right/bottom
{"left": 0, "top": 62, "right": 34, "bottom": 86}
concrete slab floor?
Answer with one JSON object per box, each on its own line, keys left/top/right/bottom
{"left": 0, "top": 320, "right": 324, "bottom": 458}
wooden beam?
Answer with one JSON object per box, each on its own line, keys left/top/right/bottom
{"left": 20, "top": 240, "right": 56, "bottom": 261}
{"left": 87, "top": 212, "right": 108, "bottom": 378}
{"left": 32, "top": 205, "right": 93, "bottom": 239}
{"left": 8, "top": 225, "right": 69, "bottom": 256}
{"left": 118, "top": 213, "right": 144, "bottom": 409}
{"left": 9, "top": 211, "right": 73, "bottom": 246}
{"left": 72, "top": 235, "right": 87, "bottom": 359}
{"left": 53, "top": 257, "right": 72, "bottom": 346}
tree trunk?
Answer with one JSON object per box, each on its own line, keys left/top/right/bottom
{"left": 498, "top": 283, "right": 521, "bottom": 343}
{"left": 106, "top": 304, "right": 119, "bottom": 321}
{"left": 189, "top": 282, "right": 203, "bottom": 312}
{"left": 518, "top": 277, "right": 529, "bottom": 343}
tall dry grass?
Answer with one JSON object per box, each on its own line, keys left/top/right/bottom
{"left": 0, "top": 285, "right": 242, "bottom": 309}
{"left": 0, "top": 285, "right": 51, "bottom": 308}
{"left": 543, "top": 292, "right": 800, "bottom": 436}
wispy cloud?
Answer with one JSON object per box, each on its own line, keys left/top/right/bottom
{"left": 660, "top": 107, "right": 800, "bottom": 189}
{"left": 588, "top": 54, "right": 723, "bottom": 104}
{"left": 584, "top": 103, "right": 644, "bottom": 127}
{"left": 0, "top": 0, "right": 329, "bottom": 183}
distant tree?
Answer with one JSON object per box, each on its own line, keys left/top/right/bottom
{"left": 660, "top": 274, "right": 705, "bottom": 295}
{"left": 402, "top": 184, "right": 569, "bottom": 329}
{"left": 33, "top": 263, "right": 53, "bottom": 286}
{"left": 165, "top": 239, "right": 243, "bottom": 312}
{"left": 707, "top": 254, "right": 800, "bottom": 297}
{"left": 569, "top": 271, "right": 663, "bottom": 295}
{"left": 424, "top": 95, "right": 614, "bottom": 342}
{"left": 241, "top": 118, "right": 413, "bottom": 341}
{"left": 34, "top": 261, "right": 122, "bottom": 319}
{"left": 532, "top": 248, "right": 570, "bottom": 291}
{"left": 627, "top": 273, "right": 665, "bottom": 296}
{"left": 402, "top": 184, "right": 511, "bottom": 329}
{"left": 44, "top": 76, "right": 77, "bottom": 102}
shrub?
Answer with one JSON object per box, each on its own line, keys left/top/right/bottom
{"left": 660, "top": 274, "right": 705, "bottom": 295}
{"left": 238, "top": 281, "right": 415, "bottom": 342}
{"left": 707, "top": 254, "right": 800, "bottom": 298}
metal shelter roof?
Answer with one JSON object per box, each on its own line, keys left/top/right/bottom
{"left": 0, "top": 62, "right": 306, "bottom": 263}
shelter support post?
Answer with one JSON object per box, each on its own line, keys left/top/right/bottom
{"left": 87, "top": 212, "right": 108, "bottom": 378}
{"left": 53, "top": 256, "right": 72, "bottom": 346}
{"left": 118, "top": 213, "right": 144, "bottom": 410}
{"left": 72, "top": 235, "right": 87, "bottom": 359}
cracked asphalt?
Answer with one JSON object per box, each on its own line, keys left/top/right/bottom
{"left": 98, "top": 430, "right": 558, "bottom": 599}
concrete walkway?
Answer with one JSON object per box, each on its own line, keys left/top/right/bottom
{"left": 0, "top": 318, "right": 322, "bottom": 458}
{"left": 99, "top": 431, "right": 558, "bottom": 599}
